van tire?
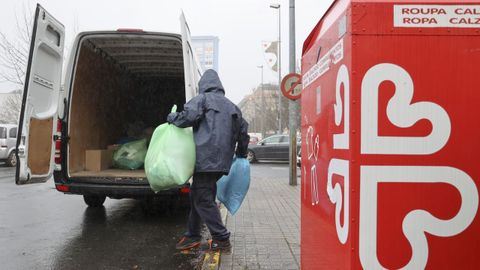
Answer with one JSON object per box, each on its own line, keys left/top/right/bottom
{"left": 83, "top": 195, "right": 106, "bottom": 207}
{"left": 6, "top": 152, "right": 16, "bottom": 167}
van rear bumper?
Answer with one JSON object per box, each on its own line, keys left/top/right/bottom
{"left": 60, "top": 182, "right": 188, "bottom": 199}
{"left": 54, "top": 173, "right": 189, "bottom": 199}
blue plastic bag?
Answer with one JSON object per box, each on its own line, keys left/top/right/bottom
{"left": 216, "top": 158, "right": 251, "bottom": 215}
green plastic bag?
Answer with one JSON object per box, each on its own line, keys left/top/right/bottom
{"left": 145, "top": 105, "right": 196, "bottom": 192}
{"left": 113, "top": 139, "right": 148, "bottom": 170}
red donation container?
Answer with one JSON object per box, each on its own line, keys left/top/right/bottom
{"left": 300, "top": 0, "right": 480, "bottom": 269}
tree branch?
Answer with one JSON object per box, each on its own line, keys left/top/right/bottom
{"left": 0, "top": 5, "right": 32, "bottom": 87}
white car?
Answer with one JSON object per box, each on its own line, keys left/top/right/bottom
{"left": 0, "top": 124, "right": 20, "bottom": 167}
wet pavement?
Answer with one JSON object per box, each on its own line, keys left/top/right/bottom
{"left": 0, "top": 162, "right": 292, "bottom": 269}
{"left": 0, "top": 163, "right": 201, "bottom": 270}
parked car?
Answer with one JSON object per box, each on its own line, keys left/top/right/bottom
{"left": 15, "top": 5, "right": 201, "bottom": 208}
{"left": 0, "top": 124, "right": 19, "bottom": 167}
{"left": 249, "top": 136, "right": 260, "bottom": 145}
{"left": 247, "top": 135, "right": 300, "bottom": 163}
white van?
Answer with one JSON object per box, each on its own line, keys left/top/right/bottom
{"left": 15, "top": 4, "right": 202, "bottom": 207}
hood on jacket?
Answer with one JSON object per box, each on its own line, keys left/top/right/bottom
{"left": 199, "top": 69, "right": 225, "bottom": 95}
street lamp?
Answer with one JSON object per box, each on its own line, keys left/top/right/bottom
{"left": 257, "top": 65, "right": 266, "bottom": 139}
{"left": 288, "top": 0, "right": 297, "bottom": 186}
{"left": 270, "top": 3, "right": 282, "bottom": 135}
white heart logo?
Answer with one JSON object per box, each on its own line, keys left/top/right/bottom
{"left": 360, "top": 166, "right": 479, "bottom": 270}
{"left": 361, "top": 63, "right": 451, "bottom": 155}
{"left": 327, "top": 159, "right": 349, "bottom": 244}
{"left": 333, "top": 64, "right": 350, "bottom": 150}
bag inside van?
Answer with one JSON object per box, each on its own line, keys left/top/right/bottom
{"left": 68, "top": 34, "right": 186, "bottom": 178}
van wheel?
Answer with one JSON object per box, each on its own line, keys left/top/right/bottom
{"left": 83, "top": 195, "right": 106, "bottom": 207}
{"left": 6, "top": 152, "right": 17, "bottom": 167}
{"left": 247, "top": 150, "right": 256, "bottom": 163}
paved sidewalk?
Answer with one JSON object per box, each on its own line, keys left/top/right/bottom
{"left": 219, "top": 166, "right": 301, "bottom": 270}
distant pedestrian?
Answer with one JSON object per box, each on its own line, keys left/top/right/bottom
{"left": 167, "top": 69, "right": 249, "bottom": 251}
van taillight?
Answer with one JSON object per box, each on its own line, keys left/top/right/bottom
{"left": 54, "top": 119, "right": 62, "bottom": 165}
{"left": 180, "top": 187, "right": 190, "bottom": 194}
{"left": 55, "top": 184, "right": 69, "bottom": 192}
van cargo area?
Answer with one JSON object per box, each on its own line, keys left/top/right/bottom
{"left": 68, "top": 33, "right": 186, "bottom": 179}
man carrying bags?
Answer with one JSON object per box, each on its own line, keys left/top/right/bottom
{"left": 167, "top": 69, "right": 250, "bottom": 251}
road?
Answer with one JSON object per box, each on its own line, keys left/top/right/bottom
{"left": 0, "top": 162, "right": 199, "bottom": 270}
{"left": 0, "top": 162, "right": 295, "bottom": 269}
{"left": 0, "top": 162, "right": 14, "bottom": 181}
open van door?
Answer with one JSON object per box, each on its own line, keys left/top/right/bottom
{"left": 180, "top": 12, "right": 203, "bottom": 101}
{"left": 16, "top": 4, "right": 65, "bottom": 184}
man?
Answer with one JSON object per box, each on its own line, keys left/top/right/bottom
{"left": 167, "top": 69, "right": 250, "bottom": 251}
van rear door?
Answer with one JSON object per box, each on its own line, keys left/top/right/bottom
{"left": 16, "top": 4, "right": 65, "bottom": 184}
{"left": 180, "top": 13, "right": 203, "bottom": 101}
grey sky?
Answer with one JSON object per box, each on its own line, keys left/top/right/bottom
{"left": 0, "top": 0, "right": 334, "bottom": 104}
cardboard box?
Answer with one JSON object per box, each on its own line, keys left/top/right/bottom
{"left": 85, "top": 149, "right": 113, "bottom": 172}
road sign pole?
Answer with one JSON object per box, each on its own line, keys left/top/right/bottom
{"left": 289, "top": 0, "right": 297, "bottom": 186}
{"left": 281, "top": 76, "right": 302, "bottom": 188}
{"left": 278, "top": 6, "right": 282, "bottom": 135}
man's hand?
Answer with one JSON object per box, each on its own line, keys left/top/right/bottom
{"left": 167, "top": 112, "right": 178, "bottom": 124}
{"left": 235, "top": 118, "right": 250, "bottom": 158}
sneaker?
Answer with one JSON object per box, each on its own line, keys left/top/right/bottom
{"left": 176, "top": 236, "right": 201, "bottom": 250}
{"left": 202, "top": 239, "right": 232, "bottom": 251}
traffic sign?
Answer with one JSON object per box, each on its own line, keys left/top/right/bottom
{"left": 281, "top": 73, "right": 302, "bottom": 100}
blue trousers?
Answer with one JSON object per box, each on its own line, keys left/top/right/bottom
{"left": 186, "top": 172, "right": 230, "bottom": 241}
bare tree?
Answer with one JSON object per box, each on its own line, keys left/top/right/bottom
{"left": 239, "top": 84, "right": 290, "bottom": 136}
{"left": 0, "top": 4, "right": 32, "bottom": 87}
{"left": 0, "top": 91, "right": 23, "bottom": 124}
{"left": 0, "top": 4, "right": 32, "bottom": 124}
{"left": 0, "top": 4, "right": 78, "bottom": 125}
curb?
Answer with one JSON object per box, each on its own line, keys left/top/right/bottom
{"left": 200, "top": 204, "right": 228, "bottom": 270}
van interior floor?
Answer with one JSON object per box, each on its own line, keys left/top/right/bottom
{"left": 70, "top": 169, "right": 146, "bottom": 178}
